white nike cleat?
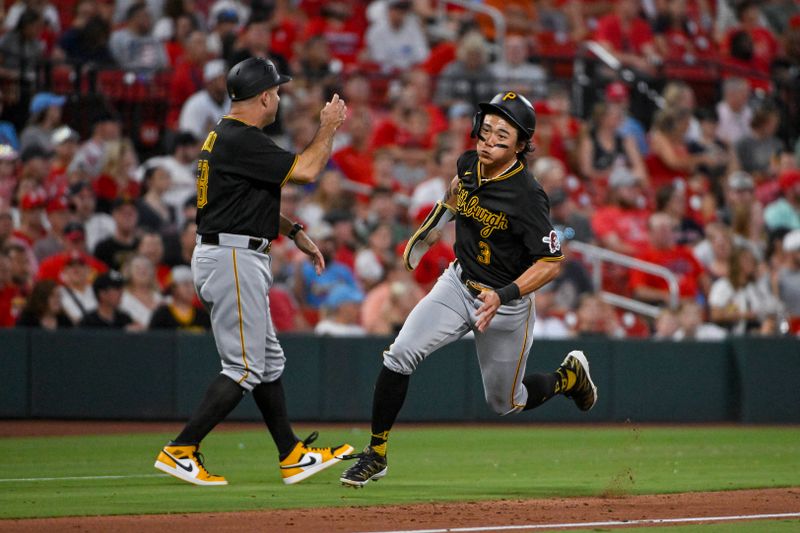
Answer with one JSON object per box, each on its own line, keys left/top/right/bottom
{"left": 280, "top": 432, "right": 354, "bottom": 485}
{"left": 154, "top": 444, "right": 228, "bottom": 486}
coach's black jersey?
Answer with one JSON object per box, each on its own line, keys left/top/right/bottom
{"left": 454, "top": 150, "right": 564, "bottom": 288}
{"left": 195, "top": 117, "right": 298, "bottom": 240}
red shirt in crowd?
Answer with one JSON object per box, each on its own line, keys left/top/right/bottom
{"left": 630, "top": 245, "right": 704, "bottom": 299}
{"left": 93, "top": 175, "right": 141, "bottom": 206}
{"left": 594, "top": 13, "right": 655, "bottom": 55}
{"left": 302, "top": 14, "right": 366, "bottom": 66}
{"left": 37, "top": 251, "right": 108, "bottom": 282}
{"left": 0, "top": 283, "right": 19, "bottom": 327}
{"left": 591, "top": 205, "right": 651, "bottom": 252}
{"left": 332, "top": 145, "right": 375, "bottom": 188}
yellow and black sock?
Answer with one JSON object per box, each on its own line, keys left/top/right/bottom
{"left": 370, "top": 431, "right": 389, "bottom": 456}
{"left": 369, "top": 367, "right": 410, "bottom": 457}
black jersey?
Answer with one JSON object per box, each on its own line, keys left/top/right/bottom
{"left": 454, "top": 151, "right": 564, "bottom": 288}
{"left": 195, "top": 116, "right": 298, "bottom": 240}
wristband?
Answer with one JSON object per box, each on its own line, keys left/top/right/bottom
{"left": 495, "top": 283, "right": 521, "bottom": 305}
{"left": 288, "top": 222, "right": 304, "bottom": 240}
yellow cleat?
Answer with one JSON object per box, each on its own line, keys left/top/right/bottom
{"left": 154, "top": 444, "right": 228, "bottom": 486}
{"left": 280, "top": 432, "right": 354, "bottom": 485}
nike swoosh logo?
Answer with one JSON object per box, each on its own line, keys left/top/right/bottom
{"left": 280, "top": 455, "right": 318, "bottom": 469}
{"left": 163, "top": 450, "right": 194, "bottom": 473}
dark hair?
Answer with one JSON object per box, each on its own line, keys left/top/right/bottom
{"left": 655, "top": 183, "right": 677, "bottom": 212}
{"left": 15, "top": 8, "right": 42, "bottom": 35}
{"left": 694, "top": 107, "right": 718, "bottom": 123}
{"left": 21, "top": 279, "right": 58, "bottom": 320}
{"left": 730, "top": 30, "right": 754, "bottom": 61}
{"left": 735, "top": 0, "right": 757, "bottom": 21}
{"left": 125, "top": 1, "right": 148, "bottom": 21}
{"left": 750, "top": 100, "right": 779, "bottom": 130}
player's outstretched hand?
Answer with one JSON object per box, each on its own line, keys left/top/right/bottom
{"left": 320, "top": 93, "right": 347, "bottom": 130}
{"left": 475, "top": 291, "right": 501, "bottom": 332}
{"left": 294, "top": 231, "right": 326, "bottom": 275}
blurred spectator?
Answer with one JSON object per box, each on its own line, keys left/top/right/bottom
{"left": 57, "top": 2, "right": 115, "bottom": 67}
{"left": 571, "top": 293, "right": 625, "bottom": 338}
{"left": 293, "top": 222, "right": 359, "bottom": 316}
{"left": 4, "top": 1, "right": 60, "bottom": 34}
{"left": 155, "top": 1, "right": 205, "bottom": 50}
{"left": 761, "top": 0, "right": 800, "bottom": 35}
{"left": 17, "top": 145, "right": 52, "bottom": 196}
{"left": 67, "top": 181, "right": 114, "bottom": 252}
{"left": 606, "top": 82, "right": 648, "bottom": 156}
{"left": 354, "top": 222, "right": 393, "bottom": 289}
{"left": 93, "top": 138, "right": 140, "bottom": 213}
{"left": 434, "top": 31, "right": 496, "bottom": 108}
{"left": 325, "top": 209, "right": 358, "bottom": 271}
{"left": 36, "top": 221, "right": 108, "bottom": 282}
{"left": 652, "top": 0, "right": 713, "bottom": 63}
{"left": 332, "top": 107, "right": 376, "bottom": 192}
{"left": 648, "top": 107, "right": 713, "bottom": 188}
{"left": 531, "top": 287, "right": 571, "bottom": 339}
{"left": 79, "top": 270, "right": 138, "bottom": 329}
{"left": 0, "top": 199, "right": 13, "bottom": 248}
{"left": 0, "top": 146, "right": 19, "bottom": 205}
{"left": 594, "top": 0, "right": 660, "bottom": 74}
{"left": 228, "top": 16, "right": 289, "bottom": 75}
{"left": 15, "top": 279, "right": 72, "bottom": 329}
{"left": 673, "top": 300, "right": 727, "bottom": 341}
{"left": 137, "top": 166, "right": 175, "bottom": 234}
{"left": 722, "top": 0, "right": 778, "bottom": 74}
{"left": 764, "top": 169, "right": 800, "bottom": 232}
{"left": 0, "top": 249, "right": 19, "bottom": 327}
{"left": 69, "top": 110, "right": 122, "bottom": 181}
{"left": 58, "top": 251, "right": 97, "bottom": 325}
{"left": 142, "top": 131, "right": 198, "bottom": 223}
{"left": 20, "top": 92, "right": 65, "bottom": 153}
{"left": 314, "top": 284, "right": 366, "bottom": 336}
{"left": 544, "top": 237, "right": 593, "bottom": 315}
{"left": 709, "top": 244, "right": 782, "bottom": 335}
{"left": 297, "top": 169, "right": 353, "bottom": 229}
{"left": 489, "top": 35, "right": 548, "bottom": 100}
{"left": 591, "top": 167, "right": 651, "bottom": 255}
{"left": 136, "top": 231, "right": 170, "bottom": 288}
{"left": 0, "top": 8, "right": 46, "bottom": 83}
{"left": 577, "top": 102, "right": 647, "bottom": 187}
{"left": 301, "top": 1, "right": 366, "bottom": 68}
{"left": 109, "top": 1, "right": 169, "bottom": 72}
{"left": 163, "top": 220, "right": 196, "bottom": 267}
{"left": 735, "top": 101, "right": 783, "bottom": 178}
{"left": 360, "top": 258, "right": 423, "bottom": 335}
{"left": 46, "top": 126, "right": 80, "bottom": 197}
{"left": 662, "top": 81, "right": 701, "bottom": 143}
{"left": 167, "top": 29, "right": 209, "bottom": 124}
{"left": 693, "top": 222, "right": 735, "bottom": 282}
{"left": 549, "top": 188, "right": 594, "bottom": 244}
{"left": 119, "top": 254, "right": 163, "bottom": 327}
{"left": 655, "top": 182, "right": 704, "bottom": 246}
{"left": 4, "top": 241, "right": 33, "bottom": 297}
{"left": 777, "top": 229, "right": 800, "bottom": 330}
{"left": 208, "top": 1, "right": 249, "bottom": 31}
{"left": 32, "top": 195, "right": 70, "bottom": 261}
{"left": 205, "top": 8, "right": 238, "bottom": 59}
{"left": 12, "top": 190, "right": 47, "bottom": 247}
{"left": 94, "top": 198, "right": 140, "bottom": 270}
{"left": 178, "top": 59, "right": 230, "bottom": 139}
{"left": 653, "top": 307, "right": 680, "bottom": 339}
{"left": 365, "top": 0, "right": 429, "bottom": 72}
{"left": 292, "top": 34, "right": 340, "bottom": 93}
{"left": 630, "top": 212, "right": 707, "bottom": 306}
{"left": 149, "top": 265, "right": 210, "bottom": 331}
{"left": 687, "top": 107, "right": 735, "bottom": 184}
{"left": 718, "top": 171, "right": 764, "bottom": 248}
{"left": 716, "top": 78, "right": 752, "bottom": 147}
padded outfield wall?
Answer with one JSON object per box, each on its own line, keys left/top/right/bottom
{"left": 1, "top": 330, "right": 798, "bottom": 423}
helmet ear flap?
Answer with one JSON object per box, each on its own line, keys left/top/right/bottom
{"left": 470, "top": 111, "right": 484, "bottom": 138}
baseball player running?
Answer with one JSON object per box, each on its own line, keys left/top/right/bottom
{"left": 155, "top": 57, "right": 353, "bottom": 486}
{"left": 340, "top": 91, "right": 597, "bottom": 488}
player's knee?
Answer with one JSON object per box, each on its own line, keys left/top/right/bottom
{"left": 485, "top": 393, "right": 522, "bottom": 416}
{"left": 382, "top": 346, "right": 418, "bottom": 376}
{"left": 221, "top": 368, "right": 258, "bottom": 392}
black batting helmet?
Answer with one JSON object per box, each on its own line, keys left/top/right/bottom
{"left": 471, "top": 91, "right": 536, "bottom": 140}
{"left": 226, "top": 57, "right": 292, "bottom": 102}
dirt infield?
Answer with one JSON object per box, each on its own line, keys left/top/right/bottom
{"left": 3, "top": 421, "right": 799, "bottom": 532}
{"left": 1, "top": 488, "right": 797, "bottom": 532}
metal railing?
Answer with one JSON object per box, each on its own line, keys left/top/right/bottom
{"left": 568, "top": 240, "right": 680, "bottom": 318}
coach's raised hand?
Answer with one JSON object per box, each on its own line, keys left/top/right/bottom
{"left": 320, "top": 93, "right": 347, "bottom": 131}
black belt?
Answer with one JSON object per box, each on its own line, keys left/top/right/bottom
{"left": 457, "top": 262, "right": 492, "bottom": 297}
{"left": 200, "top": 233, "right": 271, "bottom": 253}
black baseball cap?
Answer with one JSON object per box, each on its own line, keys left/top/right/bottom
{"left": 226, "top": 57, "right": 292, "bottom": 102}
{"left": 93, "top": 270, "right": 124, "bottom": 292}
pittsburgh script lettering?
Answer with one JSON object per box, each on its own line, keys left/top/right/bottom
{"left": 456, "top": 186, "right": 509, "bottom": 238}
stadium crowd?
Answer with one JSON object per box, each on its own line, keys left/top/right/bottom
{"left": 0, "top": 0, "right": 799, "bottom": 339}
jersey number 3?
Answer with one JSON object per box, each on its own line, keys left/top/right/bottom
{"left": 477, "top": 241, "right": 491, "bottom": 265}
{"left": 196, "top": 160, "right": 209, "bottom": 209}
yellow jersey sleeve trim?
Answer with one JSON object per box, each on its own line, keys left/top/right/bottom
{"left": 539, "top": 255, "right": 566, "bottom": 262}
{"left": 281, "top": 155, "right": 299, "bottom": 187}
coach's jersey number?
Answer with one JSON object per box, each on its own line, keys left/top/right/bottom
{"left": 196, "top": 160, "right": 209, "bottom": 209}
{"left": 477, "top": 241, "right": 491, "bottom": 265}
{"left": 196, "top": 131, "right": 217, "bottom": 209}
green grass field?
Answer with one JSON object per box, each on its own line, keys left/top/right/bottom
{"left": 1, "top": 425, "right": 799, "bottom": 522}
